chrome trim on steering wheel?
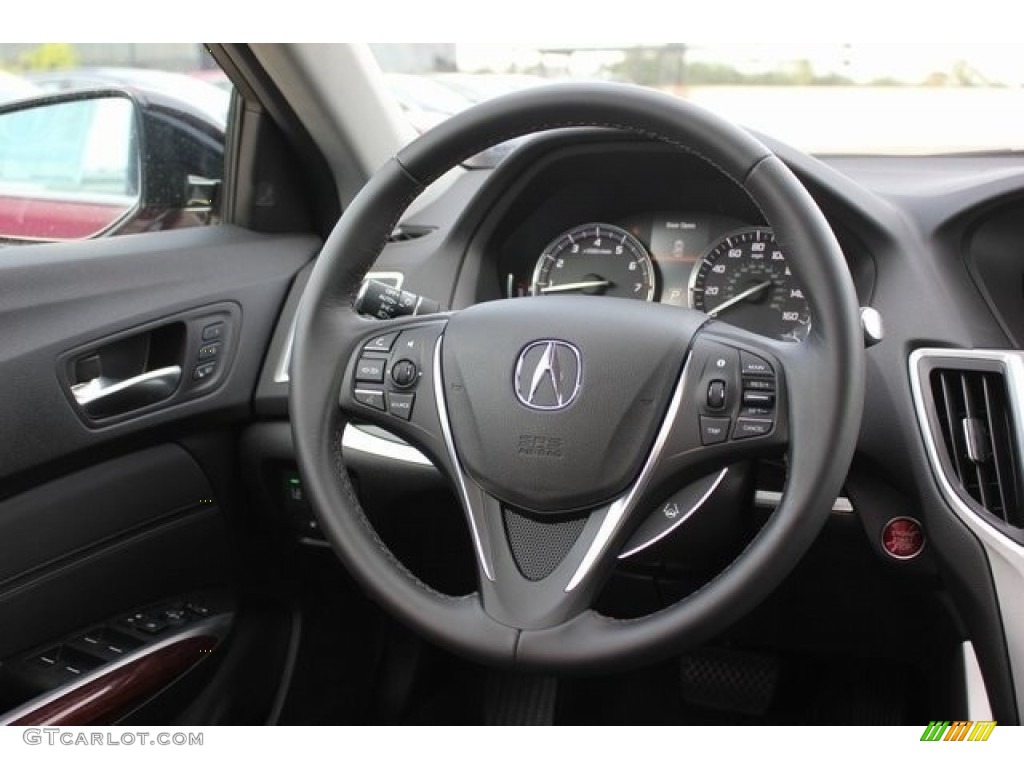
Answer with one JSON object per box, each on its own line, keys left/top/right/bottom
{"left": 433, "top": 334, "right": 495, "bottom": 581}
{"left": 618, "top": 467, "right": 729, "bottom": 559}
{"left": 565, "top": 352, "right": 694, "bottom": 591}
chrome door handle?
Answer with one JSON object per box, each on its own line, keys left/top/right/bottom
{"left": 71, "top": 365, "right": 182, "bottom": 418}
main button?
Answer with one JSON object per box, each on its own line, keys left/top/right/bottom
{"left": 740, "top": 351, "right": 774, "bottom": 377}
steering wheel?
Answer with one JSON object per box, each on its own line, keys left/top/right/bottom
{"left": 289, "top": 83, "right": 864, "bottom": 673}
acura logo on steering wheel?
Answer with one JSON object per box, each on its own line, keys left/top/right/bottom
{"left": 514, "top": 340, "right": 582, "bottom": 411}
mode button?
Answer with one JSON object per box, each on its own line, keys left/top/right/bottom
{"left": 355, "top": 357, "right": 385, "bottom": 383}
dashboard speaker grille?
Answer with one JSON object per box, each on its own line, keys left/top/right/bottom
{"left": 930, "top": 368, "right": 1021, "bottom": 527}
{"left": 503, "top": 508, "right": 587, "bottom": 581}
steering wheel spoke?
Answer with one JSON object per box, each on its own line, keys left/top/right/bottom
{"left": 432, "top": 314, "right": 798, "bottom": 631}
{"left": 633, "top": 323, "right": 791, "bottom": 491}
{"left": 463, "top": 484, "right": 609, "bottom": 628}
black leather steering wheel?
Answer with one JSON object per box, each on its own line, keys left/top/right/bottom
{"left": 290, "top": 83, "right": 864, "bottom": 673}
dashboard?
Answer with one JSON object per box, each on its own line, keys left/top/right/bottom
{"left": 12, "top": 53, "right": 1024, "bottom": 727}
{"left": 254, "top": 127, "right": 1024, "bottom": 720}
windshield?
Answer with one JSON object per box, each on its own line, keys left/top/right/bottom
{"left": 370, "top": 43, "right": 1024, "bottom": 155}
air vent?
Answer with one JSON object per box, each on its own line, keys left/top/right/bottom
{"left": 930, "top": 368, "right": 1022, "bottom": 527}
{"left": 387, "top": 225, "right": 434, "bottom": 244}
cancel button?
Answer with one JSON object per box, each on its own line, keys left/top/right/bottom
{"left": 733, "top": 417, "right": 773, "bottom": 440}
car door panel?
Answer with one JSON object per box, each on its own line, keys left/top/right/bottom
{"left": 0, "top": 225, "right": 319, "bottom": 487}
{"left": 0, "top": 444, "right": 213, "bottom": 590}
{"left": 0, "top": 224, "right": 320, "bottom": 723}
{"left": 0, "top": 443, "right": 229, "bottom": 660}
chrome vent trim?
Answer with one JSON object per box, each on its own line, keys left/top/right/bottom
{"left": 962, "top": 640, "right": 994, "bottom": 721}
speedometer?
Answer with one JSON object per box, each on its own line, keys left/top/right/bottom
{"left": 532, "top": 223, "right": 656, "bottom": 301}
{"left": 689, "top": 227, "right": 811, "bottom": 342}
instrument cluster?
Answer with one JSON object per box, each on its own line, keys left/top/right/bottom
{"left": 520, "top": 211, "right": 812, "bottom": 343}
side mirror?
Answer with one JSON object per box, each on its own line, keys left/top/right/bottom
{"left": 0, "top": 87, "right": 224, "bottom": 244}
{"left": 0, "top": 92, "right": 141, "bottom": 241}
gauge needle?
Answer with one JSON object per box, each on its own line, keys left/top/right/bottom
{"left": 706, "top": 280, "right": 773, "bottom": 317}
{"left": 539, "top": 279, "right": 612, "bottom": 293}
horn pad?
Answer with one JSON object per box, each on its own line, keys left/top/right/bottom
{"left": 440, "top": 296, "right": 704, "bottom": 513}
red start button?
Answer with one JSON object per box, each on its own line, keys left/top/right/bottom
{"left": 881, "top": 517, "right": 925, "bottom": 560}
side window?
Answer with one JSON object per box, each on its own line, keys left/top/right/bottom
{"left": 0, "top": 43, "right": 229, "bottom": 244}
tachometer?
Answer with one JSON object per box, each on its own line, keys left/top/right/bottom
{"left": 532, "top": 223, "right": 656, "bottom": 301}
{"left": 689, "top": 227, "right": 811, "bottom": 342}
